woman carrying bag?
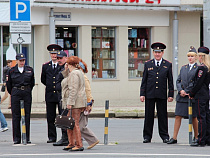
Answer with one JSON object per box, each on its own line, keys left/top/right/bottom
{"left": 78, "top": 59, "right": 99, "bottom": 149}
{"left": 61, "top": 56, "right": 87, "bottom": 151}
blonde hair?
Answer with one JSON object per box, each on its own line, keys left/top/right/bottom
{"left": 198, "top": 52, "right": 210, "bottom": 71}
{"left": 187, "top": 52, "right": 197, "bottom": 57}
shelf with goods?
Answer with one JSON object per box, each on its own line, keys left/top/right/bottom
{"left": 92, "top": 48, "right": 115, "bottom": 79}
{"left": 92, "top": 27, "right": 116, "bottom": 79}
{"left": 55, "top": 27, "right": 78, "bottom": 56}
{"left": 128, "top": 28, "right": 150, "bottom": 78}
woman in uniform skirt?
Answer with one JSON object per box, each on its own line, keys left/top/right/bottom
{"left": 167, "top": 46, "right": 198, "bottom": 144}
{"left": 189, "top": 46, "right": 210, "bottom": 147}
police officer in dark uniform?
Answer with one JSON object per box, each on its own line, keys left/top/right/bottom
{"left": 41, "top": 44, "right": 62, "bottom": 143}
{"left": 140, "top": 42, "right": 174, "bottom": 143}
{"left": 189, "top": 46, "right": 210, "bottom": 147}
{"left": 53, "top": 50, "right": 69, "bottom": 146}
{"left": 6, "top": 53, "right": 35, "bottom": 144}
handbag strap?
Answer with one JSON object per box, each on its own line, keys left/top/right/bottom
{"left": 70, "top": 108, "right": 72, "bottom": 118}
{"left": 60, "top": 108, "right": 68, "bottom": 116}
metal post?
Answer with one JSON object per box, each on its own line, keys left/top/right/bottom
{"left": 173, "top": 11, "right": 179, "bottom": 90}
{"left": 49, "top": 8, "right": 55, "bottom": 44}
{"left": 20, "top": 100, "right": 27, "bottom": 145}
{"left": 188, "top": 99, "right": 192, "bottom": 144}
{"left": 104, "top": 100, "right": 109, "bottom": 145}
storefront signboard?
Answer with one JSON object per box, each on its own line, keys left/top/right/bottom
{"left": 54, "top": 12, "right": 71, "bottom": 21}
{"left": 34, "top": 0, "right": 180, "bottom": 6}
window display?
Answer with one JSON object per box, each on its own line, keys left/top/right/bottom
{"left": 92, "top": 27, "right": 116, "bottom": 79}
{"left": 128, "top": 28, "right": 150, "bottom": 78}
{"left": 55, "top": 27, "right": 78, "bottom": 57}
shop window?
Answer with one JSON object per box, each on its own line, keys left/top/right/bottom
{"left": 55, "top": 27, "right": 78, "bottom": 56}
{"left": 128, "top": 27, "right": 150, "bottom": 78}
{"left": 92, "top": 27, "right": 116, "bottom": 79}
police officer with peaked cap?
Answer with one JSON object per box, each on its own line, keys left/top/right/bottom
{"left": 6, "top": 53, "right": 35, "bottom": 144}
{"left": 140, "top": 42, "right": 174, "bottom": 143}
{"left": 41, "top": 44, "right": 62, "bottom": 143}
{"left": 53, "top": 50, "right": 69, "bottom": 146}
{"left": 189, "top": 46, "right": 210, "bottom": 147}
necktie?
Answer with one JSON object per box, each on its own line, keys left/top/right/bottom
{"left": 53, "top": 64, "right": 56, "bottom": 70}
{"left": 189, "top": 65, "right": 191, "bottom": 71}
{"left": 157, "top": 62, "right": 159, "bottom": 67}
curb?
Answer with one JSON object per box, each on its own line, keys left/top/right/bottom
{"left": 4, "top": 112, "right": 175, "bottom": 119}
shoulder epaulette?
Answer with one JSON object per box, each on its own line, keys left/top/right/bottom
{"left": 182, "top": 64, "right": 188, "bottom": 67}
{"left": 43, "top": 61, "right": 50, "bottom": 65}
{"left": 25, "top": 65, "right": 33, "bottom": 70}
{"left": 145, "top": 59, "right": 152, "bottom": 63}
{"left": 164, "top": 59, "right": 172, "bottom": 63}
{"left": 9, "top": 67, "right": 15, "bottom": 73}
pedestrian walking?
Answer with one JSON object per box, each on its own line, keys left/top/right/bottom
{"left": 167, "top": 46, "right": 198, "bottom": 144}
{"left": 189, "top": 46, "right": 210, "bottom": 147}
{"left": 61, "top": 56, "right": 87, "bottom": 151}
{"left": 140, "top": 42, "right": 174, "bottom": 143}
{"left": 1, "top": 60, "right": 12, "bottom": 109}
{"left": 53, "top": 50, "right": 69, "bottom": 146}
{"left": 79, "top": 59, "right": 99, "bottom": 149}
{"left": 0, "top": 96, "right": 8, "bottom": 132}
{"left": 41, "top": 44, "right": 62, "bottom": 143}
{"left": 6, "top": 53, "right": 34, "bottom": 144}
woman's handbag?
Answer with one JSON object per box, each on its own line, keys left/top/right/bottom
{"left": 1, "top": 85, "right": 5, "bottom": 92}
{"left": 54, "top": 108, "right": 75, "bottom": 130}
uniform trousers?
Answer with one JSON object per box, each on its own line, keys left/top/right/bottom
{"left": 143, "top": 98, "right": 169, "bottom": 140}
{"left": 195, "top": 99, "right": 210, "bottom": 145}
{"left": 11, "top": 89, "right": 32, "bottom": 142}
{"left": 46, "top": 101, "right": 59, "bottom": 141}
{"left": 79, "top": 112, "right": 98, "bottom": 145}
{"left": 67, "top": 108, "right": 83, "bottom": 148}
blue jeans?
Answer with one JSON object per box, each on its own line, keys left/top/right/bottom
{"left": 0, "top": 107, "right": 7, "bottom": 128}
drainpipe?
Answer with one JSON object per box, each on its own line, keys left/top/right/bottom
{"left": 173, "top": 11, "right": 178, "bottom": 90}
{"left": 203, "top": 0, "right": 210, "bottom": 48}
{"left": 49, "top": 8, "right": 55, "bottom": 44}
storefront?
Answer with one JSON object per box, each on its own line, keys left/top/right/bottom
{"left": 0, "top": 0, "right": 203, "bottom": 102}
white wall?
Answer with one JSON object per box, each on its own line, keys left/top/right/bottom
{"left": 32, "top": 9, "right": 201, "bottom": 102}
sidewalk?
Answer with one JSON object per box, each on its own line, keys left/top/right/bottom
{"left": 1, "top": 98, "right": 176, "bottom": 118}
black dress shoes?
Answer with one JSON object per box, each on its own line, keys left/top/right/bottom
{"left": 143, "top": 139, "right": 151, "bottom": 143}
{"left": 70, "top": 147, "right": 84, "bottom": 151}
{"left": 167, "top": 138, "right": 177, "bottom": 144}
{"left": 63, "top": 146, "right": 75, "bottom": 151}
{"left": 190, "top": 142, "right": 205, "bottom": 147}
{"left": 192, "top": 137, "right": 198, "bottom": 143}
{"left": 14, "top": 141, "right": 21, "bottom": 144}
{"left": 27, "top": 141, "right": 31, "bottom": 144}
{"left": 163, "top": 139, "right": 169, "bottom": 143}
{"left": 47, "top": 139, "right": 56, "bottom": 143}
{"left": 53, "top": 138, "right": 69, "bottom": 146}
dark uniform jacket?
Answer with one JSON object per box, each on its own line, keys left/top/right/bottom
{"left": 176, "top": 63, "right": 198, "bottom": 103}
{"left": 7, "top": 64, "right": 35, "bottom": 94}
{"left": 41, "top": 61, "right": 61, "bottom": 102}
{"left": 189, "top": 64, "right": 209, "bottom": 99}
{"left": 55, "top": 64, "right": 65, "bottom": 102}
{"left": 140, "top": 58, "right": 174, "bottom": 99}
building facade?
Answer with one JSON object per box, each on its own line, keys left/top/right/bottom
{"left": 0, "top": 0, "right": 203, "bottom": 102}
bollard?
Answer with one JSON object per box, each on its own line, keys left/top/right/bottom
{"left": 104, "top": 100, "right": 109, "bottom": 145}
{"left": 20, "top": 100, "right": 27, "bottom": 145}
{"left": 188, "top": 99, "right": 192, "bottom": 144}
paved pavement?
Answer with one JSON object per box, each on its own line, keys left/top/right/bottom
{"left": 0, "top": 94, "right": 177, "bottom": 118}
{"left": 1, "top": 118, "right": 210, "bottom": 158}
